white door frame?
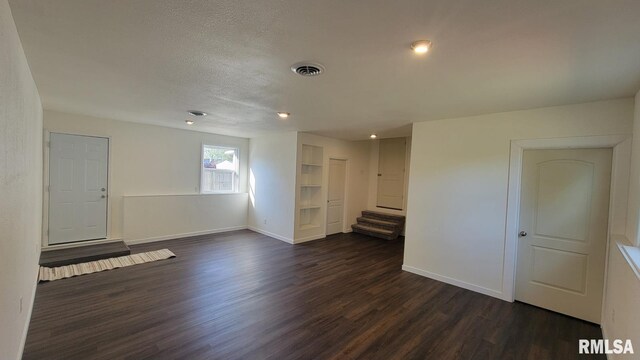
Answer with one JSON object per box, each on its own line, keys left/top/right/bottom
{"left": 376, "top": 137, "right": 407, "bottom": 211}
{"left": 325, "top": 157, "right": 349, "bottom": 233}
{"left": 503, "top": 135, "right": 631, "bottom": 310}
{"left": 43, "top": 130, "right": 114, "bottom": 249}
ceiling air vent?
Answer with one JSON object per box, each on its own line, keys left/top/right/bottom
{"left": 187, "top": 110, "right": 207, "bottom": 117}
{"left": 291, "top": 62, "right": 325, "bottom": 77}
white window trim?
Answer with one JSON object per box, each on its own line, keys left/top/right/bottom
{"left": 618, "top": 241, "right": 640, "bottom": 281}
{"left": 200, "top": 144, "right": 240, "bottom": 194}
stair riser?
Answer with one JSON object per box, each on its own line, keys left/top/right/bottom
{"left": 39, "top": 241, "right": 132, "bottom": 268}
{"left": 351, "top": 226, "right": 399, "bottom": 240}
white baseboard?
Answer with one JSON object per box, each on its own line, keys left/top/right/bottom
{"left": 125, "top": 226, "right": 248, "bottom": 245}
{"left": 294, "top": 234, "right": 326, "bottom": 244}
{"left": 18, "top": 266, "right": 39, "bottom": 360}
{"left": 402, "top": 264, "right": 505, "bottom": 300}
{"left": 246, "top": 227, "right": 326, "bottom": 245}
{"left": 247, "top": 226, "right": 294, "bottom": 244}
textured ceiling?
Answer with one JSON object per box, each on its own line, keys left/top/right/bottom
{"left": 8, "top": 0, "right": 640, "bottom": 140}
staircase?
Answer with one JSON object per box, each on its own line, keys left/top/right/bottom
{"left": 351, "top": 210, "right": 405, "bottom": 240}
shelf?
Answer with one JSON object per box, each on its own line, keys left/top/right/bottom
{"left": 299, "top": 205, "right": 321, "bottom": 210}
{"left": 301, "top": 144, "right": 323, "bottom": 165}
{"left": 297, "top": 144, "right": 324, "bottom": 237}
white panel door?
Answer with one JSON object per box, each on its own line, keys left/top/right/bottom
{"left": 516, "top": 148, "right": 612, "bottom": 323}
{"left": 326, "top": 159, "right": 346, "bottom": 235}
{"left": 377, "top": 138, "right": 406, "bottom": 210}
{"left": 49, "top": 133, "right": 109, "bottom": 244}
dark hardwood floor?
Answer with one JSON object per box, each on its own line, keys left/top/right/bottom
{"left": 24, "top": 230, "right": 604, "bottom": 360}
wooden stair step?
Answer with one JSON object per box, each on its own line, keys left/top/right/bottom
{"left": 356, "top": 217, "right": 401, "bottom": 230}
{"left": 39, "top": 241, "right": 131, "bottom": 267}
{"left": 361, "top": 210, "right": 406, "bottom": 224}
{"left": 352, "top": 224, "right": 394, "bottom": 234}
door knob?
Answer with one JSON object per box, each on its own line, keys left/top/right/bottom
{"left": 101, "top": 195, "right": 106, "bottom": 199}
{"left": 101, "top": 188, "right": 106, "bottom": 191}
{"left": 519, "top": 231, "right": 527, "bottom": 237}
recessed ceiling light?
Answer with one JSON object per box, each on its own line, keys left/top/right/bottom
{"left": 188, "top": 110, "right": 207, "bottom": 117}
{"left": 370, "top": 134, "right": 377, "bottom": 139}
{"left": 185, "top": 119, "right": 195, "bottom": 125}
{"left": 277, "top": 112, "right": 290, "bottom": 119}
{"left": 411, "top": 40, "right": 432, "bottom": 54}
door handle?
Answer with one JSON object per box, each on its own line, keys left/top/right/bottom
{"left": 101, "top": 188, "right": 106, "bottom": 192}
{"left": 101, "top": 195, "right": 106, "bottom": 199}
{"left": 519, "top": 231, "right": 527, "bottom": 237}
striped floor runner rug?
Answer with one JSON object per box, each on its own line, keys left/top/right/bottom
{"left": 38, "top": 249, "right": 176, "bottom": 282}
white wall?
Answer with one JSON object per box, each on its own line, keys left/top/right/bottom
{"left": 123, "top": 193, "right": 248, "bottom": 243}
{"left": 247, "top": 132, "right": 370, "bottom": 244}
{"left": 248, "top": 132, "right": 298, "bottom": 242}
{"left": 601, "top": 90, "right": 640, "bottom": 357}
{"left": 44, "top": 110, "right": 249, "bottom": 243}
{"left": 295, "top": 133, "right": 370, "bottom": 242}
{"left": 0, "top": 1, "right": 43, "bottom": 358}
{"left": 404, "top": 98, "right": 634, "bottom": 298}
{"left": 367, "top": 137, "right": 412, "bottom": 216}
{"left": 624, "top": 90, "right": 640, "bottom": 245}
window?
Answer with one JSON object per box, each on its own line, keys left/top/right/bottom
{"left": 201, "top": 145, "right": 239, "bottom": 193}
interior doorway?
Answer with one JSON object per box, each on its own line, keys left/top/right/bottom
{"left": 515, "top": 148, "right": 612, "bottom": 323}
{"left": 376, "top": 137, "right": 406, "bottom": 210}
{"left": 326, "top": 159, "right": 347, "bottom": 235}
{"left": 48, "top": 133, "right": 109, "bottom": 245}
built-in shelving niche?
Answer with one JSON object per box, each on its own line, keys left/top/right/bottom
{"left": 298, "top": 144, "right": 323, "bottom": 232}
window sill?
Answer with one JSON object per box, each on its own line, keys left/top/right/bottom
{"left": 616, "top": 237, "right": 640, "bottom": 281}
{"left": 124, "top": 193, "right": 247, "bottom": 198}
{"left": 200, "top": 192, "right": 243, "bottom": 195}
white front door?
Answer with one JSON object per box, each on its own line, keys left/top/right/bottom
{"left": 49, "top": 133, "right": 109, "bottom": 245}
{"left": 377, "top": 138, "right": 406, "bottom": 210}
{"left": 326, "top": 159, "right": 346, "bottom": 235}
{"left": 515, "top": 148, "right": 611, "bottom": 323}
